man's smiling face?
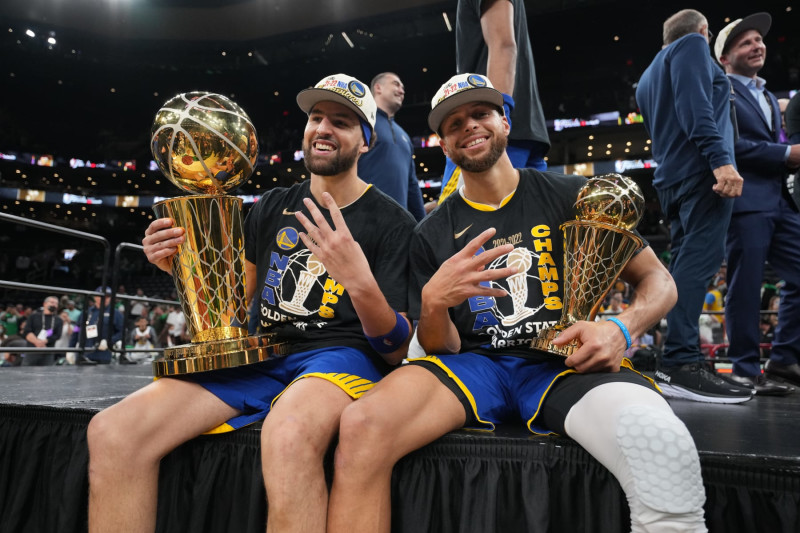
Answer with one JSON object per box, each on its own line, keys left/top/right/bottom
{"left": 302, "top": 100, "right": 367, "bottom": 176}
{"left": 439, "top": 102, "right": 509, "bottom": 173}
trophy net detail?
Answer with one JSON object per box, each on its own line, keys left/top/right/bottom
{"left": 561, "top": 221, "right": 643, "bottom": 324}
{"left": 173, "top": 197, "right": 247, "bottom": 336}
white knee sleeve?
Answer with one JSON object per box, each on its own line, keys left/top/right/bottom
{"left": 564, "top": 383, "right": 707, "bottom": 533}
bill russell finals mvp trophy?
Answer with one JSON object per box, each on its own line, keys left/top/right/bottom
{"left": 150, "top": 92, "right": 287, "bottom": 377}
{"left": 531, "top": 173, "right": 644, "bottom": 357}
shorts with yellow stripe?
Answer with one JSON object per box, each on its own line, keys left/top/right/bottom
{"left": 408, "top": 352, "right": 658, "bottom": 435}
{"left": 180, "top": 346, "right": 382, "bottom": 433}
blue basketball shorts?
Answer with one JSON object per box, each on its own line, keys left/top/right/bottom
{"left": 408, "top": 353, "right": 656, "bottom": 435}
{"left": 176, "top": 346, "right": 383, "bottom": 433}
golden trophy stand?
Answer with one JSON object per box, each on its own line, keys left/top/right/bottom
{"left": 531, "top": 173, "right": 644, "bottom": 357}
{"left": 150, "top": 92, "right": 287, "bottom": 377}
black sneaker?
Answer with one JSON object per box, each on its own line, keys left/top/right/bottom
{"left": 654, "top": 363, "right": 753, "bottom": 404}
{"left": 77, "top": 355, "right": 98, "bottom": 366}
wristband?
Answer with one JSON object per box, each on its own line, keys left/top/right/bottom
{"left": 365, "top": 311, "right": 409, "bottom": 354}
{"left": 502, "top": 92, "right": 515, "bottom": 112}
{"left": 502, "top": 93, "right": 515, "bottom": 129}
{"left": 606, "top": 316, "right": 632, "bottom": 350}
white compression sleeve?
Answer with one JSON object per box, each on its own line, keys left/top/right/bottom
{"left": 563, "top": 382, "right": 707, "bottom": 533}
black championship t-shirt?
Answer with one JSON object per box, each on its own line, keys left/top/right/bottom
{"left": 245, "top": 181, "right": 416, "bottom": 369}
{"left": 409, "top": 169, "right": 645, "bottom": 359}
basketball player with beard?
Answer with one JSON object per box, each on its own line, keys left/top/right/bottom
{"left": 327, "top": 74, "right": 709, "bottom": 532}
{"left": 86, "top": 74, "right": 416, "bottom": 533}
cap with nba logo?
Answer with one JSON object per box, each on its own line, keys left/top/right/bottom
{"left": 428, "top": 73, "right": 505, "bottom": 133}
{"left": 296, "top": 73, "right": 377, "bottom": 145}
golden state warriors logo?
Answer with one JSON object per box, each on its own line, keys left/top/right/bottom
{"left": 348, "top": 80, "right": 366, "bottom": 98}
{"left": 467, "top": 74, "right": 487, "bottom": 88}
{"left": 276, "top": 227, "right": 299, "bottom": 250}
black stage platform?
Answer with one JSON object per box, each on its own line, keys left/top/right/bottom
{"left": 2, "top": 365, "right": 799, "bottom": 533}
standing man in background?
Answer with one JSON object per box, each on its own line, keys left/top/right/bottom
{"left": 714, "top": 13, "right": 800, "bottom": 395}
{"left": 72, "top": 287, "right": 125, "bottom": 364}
{"left": 636, "top": 9, "right": 751, "bottom": 403}
{"left": 165, "top": 303, "right": 186, "bottom": 347}
{"left": 357, "top": 72, "right": 426, "bottom": 221}
{"left": 436, "top": 0, "right": 551, "bottom": 206}
{"left": 128, "top": 287, "right": 149, "bottom": 323}
{"left": 64, "top": 299, "right": 82, "bottom": 324}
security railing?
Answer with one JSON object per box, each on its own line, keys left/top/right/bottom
{"left": 0, "top": 212, "right": 177, "bottom": 364}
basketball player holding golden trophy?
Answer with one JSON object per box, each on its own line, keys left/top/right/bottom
{"left": 531, "top": 173, "right": 644, "bottom": 357}
{"left": 150, "top": 92, "right": 287, "bottom": 376}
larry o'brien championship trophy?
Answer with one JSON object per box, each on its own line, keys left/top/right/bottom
{"left": 150, "top": 92, "right": 287, "bottom": 377}
{"left": 531, "top": 173, "right": 644, "bottom": 357}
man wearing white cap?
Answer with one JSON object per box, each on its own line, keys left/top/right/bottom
{"left": 636, "top": 9, "right": 752, "bottom": 404}
{"left": 87, "top": 74, "right": 416, "bottom": 533}
{"left": 433, "top": 0, "right": 550, "bottom": 211}
{"left": 714, "top": 13, "right": 800, "bottom": 395}
{"left": 328, "top": 73, "right": 708, "bottom": 533}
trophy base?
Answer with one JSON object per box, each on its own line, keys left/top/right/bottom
{"left": 530, "top": 327, "right": 579, "bottom": 358}
{"left": 153, "top": 334, "right": 289, "bottom": 377}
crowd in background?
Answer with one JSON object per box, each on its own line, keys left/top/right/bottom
{"left": 0, "top": 284, "right": 186, "bottom": 366}
{"left": 1, "top": 266, "right": 786, "bottom": 370}
{"left": 590, "top": 263, "right": 785, "bottom": 373}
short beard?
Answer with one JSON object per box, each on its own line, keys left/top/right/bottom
{"left": 302, "top": 139, "right": 360, "bottom": 176}
{"left": 449, "top": 134, "right": 507, "bottom": 173}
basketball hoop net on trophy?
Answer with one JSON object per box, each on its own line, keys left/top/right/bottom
{"left": 150, "top": 92, "right": 287, "bottom": 377}
{"left": 531, "top": 173, "right": 644, "bottom": 357}
{"left": 502, "top": 248, "right": 536, "bottom": 326}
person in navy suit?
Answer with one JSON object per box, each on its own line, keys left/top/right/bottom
{"left": 70, "top": 286, "right": 125, "bottom": 364}
{"left": 637, "top": 9, "right": 752, "bottom": 404}
{"left": 715, "top": 13, "right": 800, "bottom": 394}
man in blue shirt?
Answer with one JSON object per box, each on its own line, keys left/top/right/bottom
{"left": 714, "top": 13, "right": 800, "bottom": 395}
{"left": 636, "top": 9, "right": 751, "bottom": 403}
{"left": 357, "top": 72, "right": 426, "bottom": 221}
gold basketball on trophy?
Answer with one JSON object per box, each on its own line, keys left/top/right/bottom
{"left": 531, "top": 173, "right": 644, "bottom": 357}
{"left": 151, "top": 92, "right": 258, "bottom": 195}
{"left": 150, "top": 92, "right": 287, "bottom": 376}
{"left": 575, "top": 173, "right": 645, "bottom": 230}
